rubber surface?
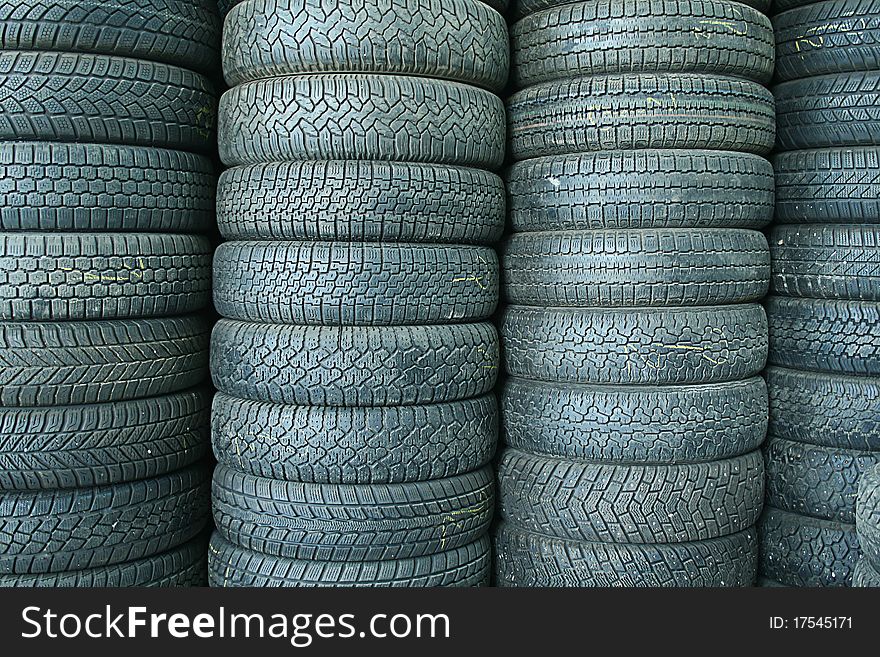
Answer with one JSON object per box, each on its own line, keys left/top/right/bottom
{"left": 856, "top": 465, "right": 880, "bottom": 568}
{"left": 503, "top": 229, "right": 769, "bottom": 307}
{"left": 0, "top": 388, "right": 210, "bottom": 490}
{"left": 217, "top": 161, "right": 504, "bottom": 245}
{"left": 0, "top": 315, "right": 210, "bottom": 406}
{"left": 211, "top": 320, "right": 498, "bottom": 406}
{"left": 494, "top": 523, "right": 758, "bottom": 587}
{"left": 0, "top": 233, "right": 212, "bottom": 321}
{"left": 208, "top": 532, "right": 491, "bottom": 587}
{"left": 500, "top": 304, "right": 768, "bottom": 385}
{"left": 511, "top": 0, "right": 771, "bottom": 20}
{"left": 218, "top": 74, "right": 504, "bottom": 169}
{"left": 501, "top": 376, "right": 767, "bottom": 463}
{"left": 854, "top": 558, "right": 880, "bottom": 586}
{"left": 507, "top": 150, "right": 774, "bottom": 232}
{"left": 508, "top": 73, "right": 776, "bottom": 161}
{"left": 212, "top": 392, "right": 496, "bottom": 484}
{"left": 213, "top": 241, "right": 498, "bottom": 325}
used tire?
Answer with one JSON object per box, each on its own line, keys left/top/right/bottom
{"left": 511, "top": 0, "right": 771, "bottom": 20}
{"left": 856, "top": 465, "right": 880, "bottom": 567}
{"left": 854, "top": 558, "right": 880, "bottom": 586}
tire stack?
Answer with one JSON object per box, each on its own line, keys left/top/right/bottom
{"left": 854, "top": 465, "right": 880, "bottom": 585}
{"left": 494, "top": 0, "right": 777, "bottom": 587}
{"left": 207, "top": 0, "right": 508, "bottom": 587}
{"left": 759, "top": 0, "right": 880, "bottom": 587}
{"left": 0, "top": 0, "right": 219, "bottom": 587}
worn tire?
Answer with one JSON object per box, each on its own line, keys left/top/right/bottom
{"left": 211, "top": 320, "right": 498, "bottom": 406}
{"left": 494, "top": 523, "right": 758, "bottom": 587}
{"left": 511, "top": 0, "right": 771, "bottom": 20}
{"left": 854, "top": 558, "right": 880, "bottom": 586}
{"left": 501, "top": 304, "right": 768, "bottom": 385}
{"left": 856, "top": 465, "right": 880, "bottom": 567}
{"left": 507, "top": 150, "right": 774, "bottom": 232}
{"left": 208, "top": 532, "right": 490, "bottom": 587}
{"left": 0, "top": 316, "right": 210, "bottom": 407}
{"left": 212, "top": 392, "right": 496, "bottom": 484}
{"left": 217, "top": 161, "right": 504, "bottom": 245}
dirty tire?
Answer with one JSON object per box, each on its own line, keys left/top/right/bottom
{"left": 854, "top": 558, "right": 880, "bottom": 586}
{"left": 212, "top": 392, "right": 497, "bottom": 484}
{"left": 211, "top": 320, "right": 498, "bottom": 406}
{"left": 217, "top": 161, "right": 504, "bottom": 244}
{"left": 208, "top": 532, "right": 490, "bottom": 587}
{"left": 512, "top": 0, "right": 771, "bottom": 20}
{"left": 500, "top": 304, "right": 768, "bottom": 385}
{"left": 856, "top": 465, "right": 880, "bottom": 567}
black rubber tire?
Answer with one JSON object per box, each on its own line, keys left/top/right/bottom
{"left": 511, "top": 0, "right": 771, "bottom": 20}
{"left": 0, "top": 315, "right": 210, "bottom": 407}
{"left": 208, "top": 532, "right": 490, "bottom": 587}
{"left": 501, "top": 376, "right": 767, "bottom": 463}
{"left": 494, "top": 523, "right": 758, "bottom": 587}
{"left": 774, "top": 0, "right": 827, "bottom": 10}
{"left": 503, "top": 229, "right": 769, "bottom": 307}
{"left": 507, "top": 150, "right": 774, "bottom": 232}
{"left": 508, "top": 74, "right": 775, "bottom": 161}
{"left": 0, "top": 388, "right": 210, "bottom": 490}
{"left": 764, "top": 436, "right": 879, "bottom": 523}
{"left": 0, "top": 537, "right": 207, "bottom": 587}
{"left": 497, "top": 448, "right": 764, "bottom": 544}
{"left": 0, "top": 142, "right": 215, "bottom": 233}
{"left": 212, "top": 392, "right": 496, "bottom": 484}
{"left": 767, "top": 296, "right": 880, "bottom": 375}
{"left": 212, "top": 465, "right": 493, "bottom": 562}
{"left": 217, "top": 0, "right": 241, "bottom": 16}
{"left": 211, "top": 320, "right": 498, "bottom": 406}
{"left": 767, "top": 366, "right": 880, "bottom": 451}
{"left": 223, "top": 0, "right": 508, "bottom": 92}
{"left": 775, "top": 72, "right": 880, "bottom": 151}
{"left": 218, "top": 74, "right": 504, "bottom": 169}
{"left": 512, "top": 0, "right": 773, "bottom": 88}
{"left": 759, "top": 507, "right": 859, "bottom": 587}
{"left": 856, "top": 465, "right": 880, "bottom": 568}
{"left": 500, "top": 304, "right": 768, "bottom": 385}
{"left": 757, "top": 577, "right": 787, "bottom": 587}
{"left": 220, "top": 0, "right": 509, "bottom": 17}
{"left": 213, "top": 241, "right": 498, "bottom": 326}
{"left": 770, "top": 225, "right": 880, "bottom": 301}
{"left": 0, "top": 0, "right": 221, "bottom": 75}
{"left": 0, "top": 233, "right": 212, "bottom": 321}
{"left": 774, "top": 147, "right": 880, "bottom": 224}
{"left": 217, "top": 161, "right": 504, "bottom": 245}
{"left": 0, "top": 463, "right": 210, "bottom": 575}
{"left": 775, "top": 0, "right": 880, "bottom": 82}
{"left": 0, "top": 52, "right": 215, "bottom": 152}
{"left": 854, "top": 558, "right": 880, "bottom": 586}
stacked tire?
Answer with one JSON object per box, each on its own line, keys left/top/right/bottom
{"left": 208, "top": 0, "right": 508, "bottom": 587}
{"left": 494, "top": 0, "right": 776, "bottom": 586}
{"left": 854, "top": 465, "right": 880, "bottom": 585}
{"left": 0, "top": 0, "right": 220, "bottom": 587}
{"left": 759, "top": 0, "right": 880, "bottom": 587}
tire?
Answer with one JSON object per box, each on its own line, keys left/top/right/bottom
{"left": 512, "top": 1, "right": 773, "bottom": 88}
{"left": 212, "top": 465, "right": 494, "bottom": 561}
{"left": 511, "top": 0, "right": 772, "bottom": 20}
{"left": 0, "top": 233, "right": 212, "bottom": 321}
{"left": 217, "top": 0, "right": 242, "bottom": 16}
{"left": 508, "top": 74, "right": 775, "bottom": 161}
{"left": 223, "top": 0, "right": 508, "bottom": 92}
{"left": 767, "top": 296, "right": 880, "bottom": 375}
{"left": 213, "top": 241, "right": 498, "bottom": 326}
{"left": 767, "top": 367, "right": 880, "bottom": 451}
{"left": 212, "top": 392, "right": 497, "bottom": 484}
{"left": 0, "top": 52, "right": 216, "bottom": 152}
{"left": 775, "top": 72, "right": 880, "bottom": 150}
{"left": 507, "top": 150, "right": 774, "bottom": 232}
{"left": 503, "top": 229, "right": 769, "bottom": 307}
{"left": 757, "top": 577, "right": 786, "bottom": 587}
{"left": 775, "top": 0, "right": 880, "bottom": 82}
{"left": 211, "top": 320, "right": 498, "bottom": 406}
{"left": 0, "top": 463, "right": 210, "bottom": 575}
{"left": 770, "top": 225, "right": 880, "bottom": 301}
{"left": 0, "top": 142, "right": 215, "bottom": 232}
{"left": 208, "top": 532, "right": 490, "bottom": 587}
{"left": 0, "top": 388, "right": 211, "bottom": 490}
{"left": 856, "top": 465, "right": 880, "bottom": 567}
{"left": 0, "top": 0, "right": 221, "bottom": 75}
{"left": 764, "top": 436, "right": 880, "bottom": 523}
{"left": 759, "top": 507, "right": 859, "bottom": 587}
{"left": 501, "top": 376, "right": 767, "bottom": 463}
{"left": 0, "top": 315, "right": 210, "bottom": 406}
{"left": 217, "top": 161, "right": 504, "bottom": 245}
{"left": 500, "top": 304, "right": 768, "bottom": 385}
{"left": 854, "top": 558, "right": 880, "bottom": 586}
{"left": 774, "top": 147, "right": 880, "bottom": 224}
{"left": 496, "top": 448, "right": 764, "bottom": 544}
{"left": 494, "top": 523, "right": 758, "bottom": 587}
{"left": 218, "top": 74, "right": 504, "bottom": 169}
{"left": 0, "top": 538, "right": 207, "bottom": 587}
